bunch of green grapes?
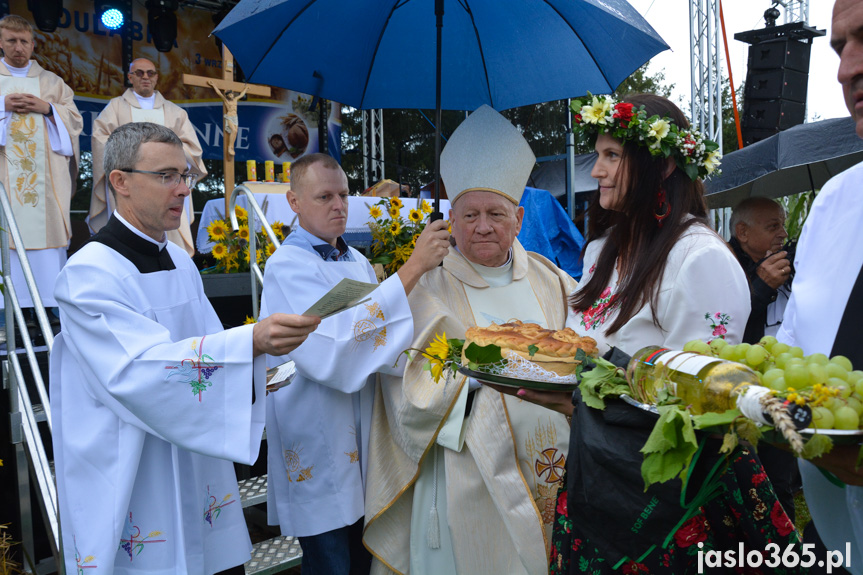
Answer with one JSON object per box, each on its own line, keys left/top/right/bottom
{"left": 682, "top": 336, "right": 863, "bottom": 431}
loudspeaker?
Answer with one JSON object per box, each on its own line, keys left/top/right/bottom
{"left": 744, "top": 68, "right": 809, "bottom": 103}
{"left": 747, "top": 38, "right": 812, "bottom": 72}
{"left": 741, "top": 99, "right": 805, "bottom": 131}
{"left": 742, "top": 128, "right": 780, "bottom": 147}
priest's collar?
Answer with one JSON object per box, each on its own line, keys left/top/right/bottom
{"left": 87, "top": 213, "right": 176, "bottom": 273}
{"left": 291, "top": 224, "right": 353, "bottom": 262}
{"left": 445, "top": 240, "right": 529, "bottom": 288}
{"left": 134, "top": 91, "right": 156, "bottom": 109}
{"left": 3, "top": 60, "right": 32, "bottom": 75}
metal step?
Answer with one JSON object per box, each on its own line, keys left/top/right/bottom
{"left": 238, "top": 474, "right": 268, "bottom": 508}
{"left": 245, "top": 535, "right": 302, "bottom": 575}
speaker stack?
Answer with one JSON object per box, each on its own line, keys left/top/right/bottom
{"left": 735, "top": 22, "right": 825, "bottom": 146}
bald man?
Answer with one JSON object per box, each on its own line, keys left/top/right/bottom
{"left": 89, "top": 57, "right": 207, "bottom": 257}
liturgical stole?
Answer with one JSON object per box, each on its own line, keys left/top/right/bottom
{"left": 0, "top": 75, "right": 48, "bottom": 248}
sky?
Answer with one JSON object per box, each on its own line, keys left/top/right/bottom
{"left": 627, "top": 0, "right": 847, "bottom": 124}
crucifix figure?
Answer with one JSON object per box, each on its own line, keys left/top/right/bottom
{"left": 183, "top": 46, "right": 270, "bottom": 211}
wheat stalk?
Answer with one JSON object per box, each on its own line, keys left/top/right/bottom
{"left": 760, "top": 394, "right": 805, "bottom": 455}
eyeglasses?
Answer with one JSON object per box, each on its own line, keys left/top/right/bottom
{"left": 120, "top": 169, "right": 198, "bottom": 189}
{"left": 130, "top": 69, "right": 158, "bottom": 78}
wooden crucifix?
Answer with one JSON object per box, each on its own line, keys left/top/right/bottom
{"left": 183, "top": 46, "right": 271, "bottom": 214}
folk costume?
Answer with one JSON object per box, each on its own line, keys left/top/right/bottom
{"left": 364, "top": 106, "right": 574, "bottom": 575}
{"left": 778, "top": 161, "right": 863, "bottom": 574}
{"left": 51, "top": 213, "right": 266, "bottom": 575}
{"left": 90, "top": 89, "right": 207, "bottom": 256}
{"left": 0, "top": 58, "right": 81, "bottom": 308}
{"left": 551, "top": 94, "right": 803, "bottom": 575}
{"left": 259, "top": 225, "right": 413, "bottom": 567}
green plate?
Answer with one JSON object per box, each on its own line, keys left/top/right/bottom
{"left": 457, "top": 366, "right": 579, "bottom": 392}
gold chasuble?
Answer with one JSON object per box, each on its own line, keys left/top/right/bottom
{"left": 0, "top": 61, "right": 81, "bottom": 250}
{"left": 364, "top": 240, "right": 576, "bottom": 575}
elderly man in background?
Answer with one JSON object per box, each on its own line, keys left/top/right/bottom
{"left": 729, "top": 196, "right": 792, "bottom": 342}
{"left": 364, "top": 106, "right": 575, "bottom": 575}
{"left": 778, "top": 0, "right": 863, "bottom": 573}
{"left": 0, "top": 14, "right": 81, "bottom": 323}
{"left": 90, "top": 57, "right": 206, "bottom": 257}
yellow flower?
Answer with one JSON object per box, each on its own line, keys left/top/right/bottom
{"left": 411, "top": 233, "right": 420, "bottom": 247}
{"left": 266, "top": 243, "right": 277, "bottom": 257}
{"left": 388, "top": 205, "right": 401, "bottom": 219}
{"left": 244, "top": 315, "right": 256, "bottom": 325}
{"left": 648, "top": 119, "right": 671, "bottom": 147}
{"left": 420, "top": 200, "right": 432, "bottom": 214}
{"left": 408, "top": 209, "right": 423, "bottom": 223}
{"left": 580, "top": 95, "right": 613, "bottom": 125}
{"left": 271, "top": 220, "right": 286, "bottom": 240}
{"left": 389, "top": 220, "right": 401, "bottom": 236}
{"left": 424, "top": 332, "right": 451, "bottom": 383}
{"left": 703, "top": 150, "right": 722, "bottom": 174}
{"left": 238, "top": 225, "right": 250, "bottom": 241}
{"left": 369, "top": 205, "right": 383, "bottom": 219}
{"left": 233, "top": 206, "right": 248, "bottom": 220}
{"left": 207, "top": 219, "right": 229, "bottom": 241}
{"left": 211, "top": 243, "right": 229, "bottom": 260}
{"left": 389, "top": 197, "right": 403, "bottom": 210}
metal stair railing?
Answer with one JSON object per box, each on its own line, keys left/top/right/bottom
{"left": 227, "top": 185, "right": 282, "bottom": 319}
{"left": 0, "top": 183, "right": 60, "bottom": 571}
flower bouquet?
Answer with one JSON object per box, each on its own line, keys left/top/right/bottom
{"left": 367, "top": 197, "right": 434, "bottom": 276}
{"left": 203, "top": 206, "right": 287, "bottom": 274}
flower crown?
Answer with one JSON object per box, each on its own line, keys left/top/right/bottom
{"left": 570, "top": 94, "right": 722, "bottom": 181}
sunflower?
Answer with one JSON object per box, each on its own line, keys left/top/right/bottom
{"left": 266, "top": 243, "right": 278, "bottom": 257}
{"left": 369, "top": 205, "right": 383, "bottom": 219}
{"left": 211, "top": 243, "right": 228, "bottom": 260}
{"left": 411, "top": 233, "right": 420, "bottom": 247}
{"left": 238, "top": 225, "right": 250, "bottom": 241}
{"left": 271, "top": 220, "right": 286, "bottom": 240}
{"left": 424, "top": 332, "right": 451, "bottom": 383}
{"left": 389, "top": 220, "right": 401, "bottom": 236}
{"left": 243, "top": 315, "right": 257, "bottom": 325}
{"left": 420, "top": 200, "right": 433, "bottom": 214}
{"left": 233, "top": 206, "right": 248, "bottom": 220}
{"left": 408, "top": 209, "right": 423, "bottom": 223}
{"left": 388, "top": 206, "right": 401, "bottom": 219}
{"left": 389, "top": 197, "right": 403, "bottom": 210}
{"left": 207, "top": 219, "right": 229, "bottom": 241}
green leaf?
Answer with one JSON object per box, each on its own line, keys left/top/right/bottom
{"left": 692, "top": 409, "right": 741, "bottom": 429}
{"left": 801, "top": 433, "right": 834, "bottom": 460}
{"left": 734, "top": 417, "right": 763, "bottom": 446}
{"left": 683, "top": 162, "right": 698, "bottom": 181}
{"left": 527, "top": 344, "right": 539, "bottom": 357}
{"left": 719, "top": 431, "right": 738, "bottom": 455}
{"left": 463, "top": 342, "right": 503, "bottom": 365}
{"left": 640, "top": 405, "right": 699, "bottom": 490}
{"left": 577, "top": 356, "right": 629, "bottom": 410}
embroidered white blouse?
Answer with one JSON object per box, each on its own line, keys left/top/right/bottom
{"left": 567, "top": 223, "right": 751, "bottom": 356}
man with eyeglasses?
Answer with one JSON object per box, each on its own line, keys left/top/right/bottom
{"left": 0, "top": 14, "right": 82, "bottom": 331}
{"left": 89, "top": 57, "right": 207, "bottom": 257}
{"left": 51, "top": 122, "right": 320, "bottom": 575}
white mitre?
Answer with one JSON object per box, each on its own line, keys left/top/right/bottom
{"left": 441, "top": 104, "right": 536, "bottom": 205}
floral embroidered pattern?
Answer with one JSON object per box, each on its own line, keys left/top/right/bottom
{"left": 8, "top": 113, "right": 40, "bottom": 207}
{"left": 704, "top": 311, "right": 731, "bottom": 341}
{"left": 119, "top": 512, "right": 165, "bottom": 561}
{"left": 284, "top": 443, "right": 314, "bottom": 483}
{"left": 580, "top": 287, "right": 620, "bottom": 331}
{"left": 164, "top": 336, "right": 223, "bottom": 401}
{"left": 345, "top": 426, "right": 359, "bottom": 463}
{"left": 73, "top": 536, "right": 96, "bottom": 573}
{"left": 203, "top": 485, "right": 236, "bottom": 527}
{"left": 353, "top": 302, "right": 387, "bottom": 351}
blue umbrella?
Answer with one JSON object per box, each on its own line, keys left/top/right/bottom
{"left": 213, "top": 0, "right": 668, "bottom": 210}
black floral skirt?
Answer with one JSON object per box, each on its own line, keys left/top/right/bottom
{"left": 550, "top": 447, "right": 804, "bottom": 575}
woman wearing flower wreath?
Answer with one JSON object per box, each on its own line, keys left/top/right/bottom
{"left": 512, "top": 94, "right": 805, "bottom": 575}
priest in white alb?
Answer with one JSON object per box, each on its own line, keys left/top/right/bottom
{"left": 259, "top": 153, "right": 451, "bottom": 575}
{"left": 51, "top": 122, "right": 320, "bottom": 575}
{"left": 89, "top": 57, "right": 207, "bottom": 257}
{"left": 363, "top": 106, "right": 576, "bottom": 575}
{"left": 0, "top": 14, "right": 81, "bottom": 314}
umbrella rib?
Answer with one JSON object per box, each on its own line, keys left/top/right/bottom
{"left": 359, "top": 2, "right": 405, "bottom": 108}
{"left": 540, "top": 0, "right": 614, "bottom": 92}
{"left": 247, "top": 0, "right": 320, "bottom": 81}
{"left": 460, "top": 0, "right": 494, "bottom": 108}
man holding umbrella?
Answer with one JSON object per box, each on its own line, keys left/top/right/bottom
{"left": 778, "top": 0, "right": 863, "bottom": 571}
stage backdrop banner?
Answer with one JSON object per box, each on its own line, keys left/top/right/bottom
{"left": 8, "top": 0, "right": 341, "bottom": 162}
